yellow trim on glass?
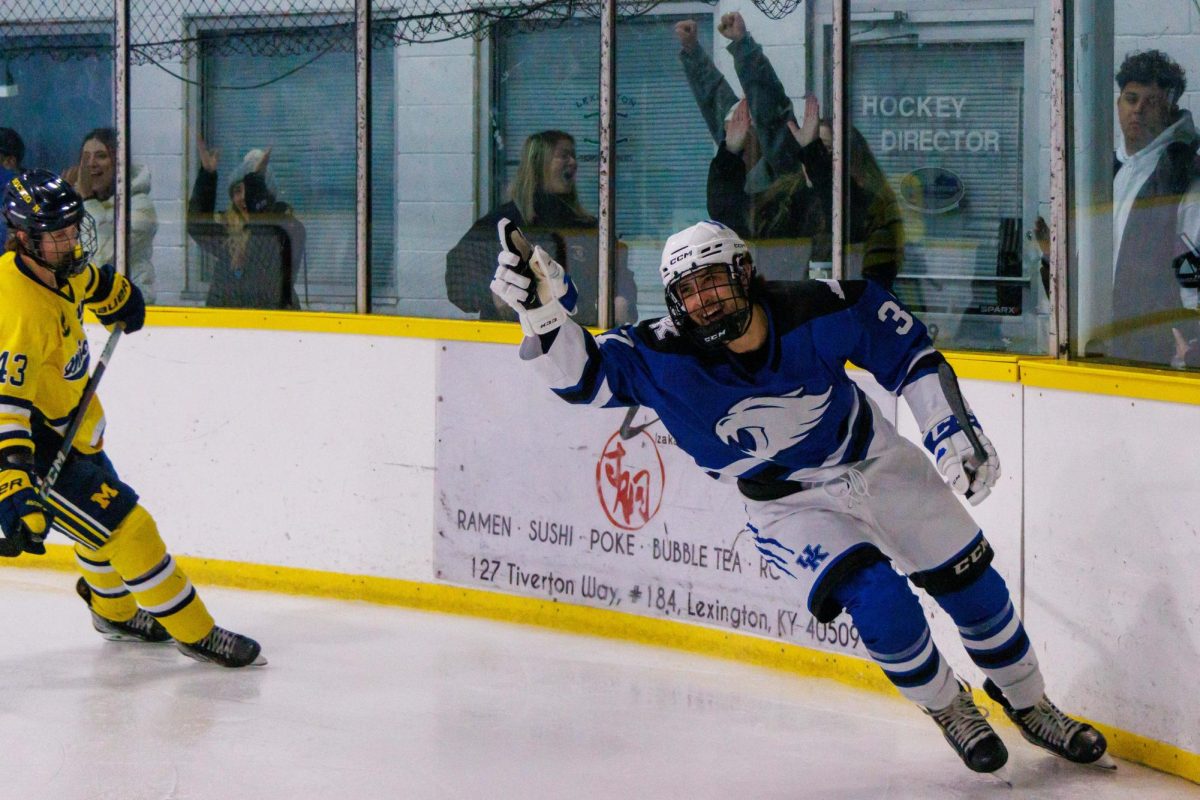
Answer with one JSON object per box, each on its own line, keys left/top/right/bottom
{"left": 1019, "top": 359, "right": 1200, "bottom": 407}
{"left": 10, "top": 544, "right": 1197, "bottom": 785}
{"left": 142, "top": 307, "right": 525, "bottom": 344}
{"left": 137, "top": 308, "right": 1200, "bottom": 402}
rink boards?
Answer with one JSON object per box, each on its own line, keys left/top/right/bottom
{"left": 41, "top": 319, "right": 1200, "bottom": 779}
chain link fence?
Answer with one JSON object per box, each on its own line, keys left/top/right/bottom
{"left": 0, "top": 0, "right": 807, "bottom": 63}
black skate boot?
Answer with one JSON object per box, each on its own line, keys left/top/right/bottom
{"left": 983, "top": 679, "right": 1114, "bottom": 768}
{"left": 924, "top": 681, "right": 1009, "bottom": 774}
{"left": 177, "top": 625, "right": 266, "bottom": 668}
{"left": 76, "top": 577, "right": 172, "bottom": 643}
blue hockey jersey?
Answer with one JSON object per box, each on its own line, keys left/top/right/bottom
{"left": 529, "top": 279, "right": 944, "bottom": 489}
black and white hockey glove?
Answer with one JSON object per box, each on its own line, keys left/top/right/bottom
{"left": 490, "top": 218, "right": 577, "bottom": 337}
{"left": 903, "top": 367, "right": 1001, "bottom": 506}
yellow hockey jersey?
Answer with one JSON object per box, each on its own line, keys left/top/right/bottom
{"left": 0, "top": 251, "right": 135, "bottom": 456}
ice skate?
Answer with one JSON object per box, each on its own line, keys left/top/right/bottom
{"left": 76, "top": 577, "right": 172, "bottom": 643}
{"left": 177, "top": 625, "right": 266, "bottom": 668}
{"left": 983, "top": 679, "right": 1115, "bottom": 769}
{"left": 924, "top": 681, "right": 1010, "bottom": 778}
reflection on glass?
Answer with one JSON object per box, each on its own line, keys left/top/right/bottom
{"left": 443, "top": 17, "right": 628, "bottom": 327}
{"left": 73, "top": 127, "right": 158, "bottom": 303}
{"left": 445, "top": 129, "right": 618, "bottom": 325}
{"left": 1103, "top": 47, "right": 1200, "bottom": 370}
{"left": 845, "top": 6, "right": 1045, "bottom": 353}
{"left": 685, "top": 12, "right": 824, "bottom": 289}
{"left": 185, "top": 29, "right": 373, "bottom": 311}
{"left": 0, "top": 34, "right": 114, "bottom": 278}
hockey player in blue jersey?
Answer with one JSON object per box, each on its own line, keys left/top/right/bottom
{"left": 491, "top": 219, "right": 1112, "bottom": 777}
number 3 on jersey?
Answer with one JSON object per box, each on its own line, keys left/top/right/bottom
{"left": 0, "top": 352, "right": 28, "bottom": 387}
{"left": 878, "top": 300, "right": 913, "bottom": 335}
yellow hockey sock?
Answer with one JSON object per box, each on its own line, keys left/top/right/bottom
{"left": 75, "top": 546, "right": 137, "bottom": 622}
{"left": 94, "top": 505, "right": 214, "bottom": 643}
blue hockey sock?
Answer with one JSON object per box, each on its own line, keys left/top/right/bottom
{"left": 831, "top": 560, "right": 957, "bottom": 709}
{"left": 932, "top": 565, "right": 1045, "bottom": 709}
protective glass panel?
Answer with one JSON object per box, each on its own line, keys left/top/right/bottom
{"left": 0, "top": 9, "right": 113, "bottom": 283}
{"left": 632, "top": 9, "right": 814, "bottom": 322}
{"left": 1073, "top": 2, "right": 1200, "bottom": 370}
{"left": 838, "top": 3, "right": 1049, "bottom": 353}
{"left": 438, "top": 17, "right": 602, "bottom": 325}
{"left": 182, "top": 28, "right": 361, "bottom": 311}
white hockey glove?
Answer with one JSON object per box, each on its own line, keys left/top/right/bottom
{"left": 921, "top": 412, "right": 1000, "bottom": 506}
{"left": 904, "top": 364, "right": 1001, "bottom": 506}
{"left": 489, "top": 218, "right": 576, "bottom": 337}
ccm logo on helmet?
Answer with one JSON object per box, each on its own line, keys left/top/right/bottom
{"left": 668, "top": 249, "right": 692, "bottom": 266}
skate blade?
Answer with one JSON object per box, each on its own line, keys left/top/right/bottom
{"left": 100, "top": 632, "right": 173, "bottom": 644}
{"left": 1085, "top": 753, "right": 1118, "bottom": 771}
{"left": 985, "top": 764, "right": 1013, "bottom": 787}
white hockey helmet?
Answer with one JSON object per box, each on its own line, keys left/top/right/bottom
{"left": 659, "top": 220, "right": 755, "bottom": 348}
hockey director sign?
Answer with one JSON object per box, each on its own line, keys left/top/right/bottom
{"left": 435, "top": 341, "right": 892, "bottom": 658}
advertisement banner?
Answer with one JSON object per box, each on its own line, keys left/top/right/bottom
{"left": 435, "top": 341, "right": 899, "bottom": 659}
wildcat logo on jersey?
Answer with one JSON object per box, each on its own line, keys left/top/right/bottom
{"left": 715, "top": 386, "right": 832, "bottom": 458}
{"left": 63, "top": 338, "right": 90, "bottom": 381}
{"left": 596, "top": 428, "right": 665, "bottom": 531}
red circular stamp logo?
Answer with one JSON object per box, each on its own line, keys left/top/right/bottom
{"left": 596, "top": 429, "right": 665, "bottom": 531}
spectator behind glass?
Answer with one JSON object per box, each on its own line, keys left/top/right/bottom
{"left": 445, "top": 129, "right": 638, "bottom": 326}
{"left": 677, "top": 14, "right": 808, "bottom": 240}
{"left": 187, "top": 136, "right": 305, "bottom": 310}
{"left": 787, "top": 101, "right": 904, "bottom": 290}
{"left": 62, "top": 127, "right": 158, "bottom": 303}
{"left": 707, "top": 91, "right": 903, "bottom": 290}
{"left": 1111, "top": 49, "right": 1200, "bottom": 369}
{"left": 0, "top": 127, "right": 23, "bottom": 248}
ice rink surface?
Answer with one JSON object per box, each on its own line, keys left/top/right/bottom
{"left": 0, "top": 569, "right": 1195, "bottom": 800}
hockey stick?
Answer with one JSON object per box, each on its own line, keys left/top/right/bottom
{"left": 936, "top": 360, "right": 987, "bottom": 472}
{"left": 27, "top": 322, "right": 126, "bottom": 552}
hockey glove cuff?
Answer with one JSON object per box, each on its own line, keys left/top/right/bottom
{"left": 922, "top": 414, "right": 1000, "bottom": 506}
{"left": 529, "top": 245, "right": 579, "bottom": 315}
{"left": 491, "top": 260, "right": 570, "bottom": 337}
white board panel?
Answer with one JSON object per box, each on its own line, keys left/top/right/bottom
{"left": 91, "top": 325, "right": 437, "bottom": 581}
{"left": 1024, "top": 386, "right": 1200, "bottom": 753}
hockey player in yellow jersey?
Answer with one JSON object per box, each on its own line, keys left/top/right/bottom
{"left": 0, "top": 168, "right": 264, "bottom": 667}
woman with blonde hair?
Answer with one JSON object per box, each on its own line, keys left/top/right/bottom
{"left": 446, "top": 129, "right": 637, "bottom": 325}
{"left": 63, "top": 127, "right": 158, "bottom": 302}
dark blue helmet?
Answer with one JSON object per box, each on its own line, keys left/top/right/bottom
{"left": 3, "top": 168, "right": 96, "bottom": 280}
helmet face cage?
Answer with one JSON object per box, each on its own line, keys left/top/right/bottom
{"left": 665, "top": 254, "right": 754, "bottom": 348}
{"left": 4, "top": 170, "right": 94, "bottom": 280}
{"left": 22, "top": 211, "right": 95, "bottom": 281}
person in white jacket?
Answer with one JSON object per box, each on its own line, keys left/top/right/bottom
{"left": 63, "top": 128, "right": 158, "bottom": 304}
{"left": 1112, "top": 50, "right": 1200, "bottom": 368}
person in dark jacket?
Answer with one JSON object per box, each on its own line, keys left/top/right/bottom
{"left": 707, "top": 93, "right": 904, "bottom": 290}
{"left": 0, "top": 127, "right": 23, "bottom": 248}
{"left": 445, "top": 129, "right": 637, "bottom": 326}
{"left": 187, "top": 136, "right": 305, "bottom": 310}
{"left": 677, "top": 13, "right": 805, "bottom": 236}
